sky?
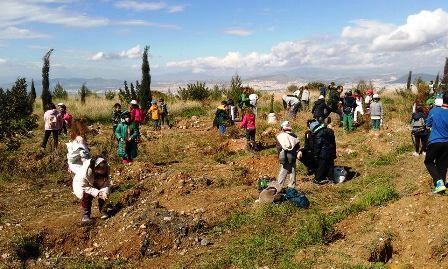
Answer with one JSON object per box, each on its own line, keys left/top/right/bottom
{"left": 1, "top": 0, "right": 448, "bottom": 83}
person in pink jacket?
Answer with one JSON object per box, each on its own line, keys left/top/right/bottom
{"left": 240, "top": 107, "right": 256, "bottom": 148}
{"left": 40, "top": 102, "right": 63, "bottom": 152}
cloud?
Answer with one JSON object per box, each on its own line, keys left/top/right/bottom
{"left": 167, "top": 9, "right": 448, "bottom": 75}
{"left": 0, "top": 58, "right": 6, "bottom": 64}
{"left": 90, "top": 45, "right": 143, "bottom": 61}
{"left": 114, "top": 1, "right": 186, "bottom": 13}
{"left": 117, "top": 19, "right": 180, "bottom": 29}
{"left": 371, "top": 8, "right": 448, "bottom": 51}
{"left": 224, "top": 28, "right": 254, "bottom": 36}
{"left": 0, "top": 26, "right": 49, "bottom": 39}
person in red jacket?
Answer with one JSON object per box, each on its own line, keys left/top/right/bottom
{"left": 240, "top": 107, "right": 256, "bottom": 149}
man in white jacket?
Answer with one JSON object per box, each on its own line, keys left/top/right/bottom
{"left": 72, "top": 157, "right": 110, "bottom": 223}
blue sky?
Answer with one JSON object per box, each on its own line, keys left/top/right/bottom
{"left": 1, "top": 0, "right": 448, "bottom": 83}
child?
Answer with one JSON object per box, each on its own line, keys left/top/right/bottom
{"left": 353, "top": 89, "right": 364, "bottom": 124}
{"left": 148, "top": 100, "right": 161, "bottom": 131}
{"left": 58, "top": 103, "right": 72, "bottom": 135}
{"left": 72, "top": 157, "right": 110, "bottom": 223}
{"left": 226, "top": 99, "right": 237, "bottom": 124}
{"left": 130, "top": 100, "right": 143, "bottom": 141}
{"left": 369, "top": 94, "right": 384, "bottom": 130}
{"left": 115, "top": 112, "right": 139, "bottom": 164}
{"left": 213, "top": 101, "right": 229, "bottom": 135}
{"left": 410, "top": 105, "right": 428, "bottom": 156}
{"left": 66, "top": 119, "right": 90, "bottom": 174}
{"left": 111, "top": 103, "right": 122, "bottom": 135}
{"left": 276, "top": 121, "right": 300, "bottom": 188}
{"left": 240, "top": 107, "right": 256, "bottom": 148}
{"left": 40, "top": 103, "right": 63, "bottom": 152}
{"left": 159, "top": 98, "right": 171, "bottom": 128}
{"left": 342, "top": 90, "right": 357, "bottom": 131}
{"left": 311, "top": 95, "right": 329, "bottom": 124}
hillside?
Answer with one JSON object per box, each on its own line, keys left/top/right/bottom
{"left": 0, "top": 93, "right": 446, "bottom": 269}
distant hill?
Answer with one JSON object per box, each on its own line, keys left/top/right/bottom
{"left": 391, "top": 73, "right": 436, "bottom": 84}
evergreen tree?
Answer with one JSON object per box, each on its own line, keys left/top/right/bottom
{"left": 41, "top": 49, "right": 54, "bottom": 111}
{"left": 10, "top": 78, "right": 32, "bottom": 118}
{"left": 29, "top": 79, "right": 36, "bottom": 104}
{"left": 140, "top": 46, "right": 152, "bottom": 111}
{"left": 226, "top": 73, "right": 243, "bottom": 103}
{"left": 135, "top": 80, "right": 140, "bottom": 93}
{"left": 435, "top": 72, "right": 440, "bottom": 91}
{"left": 52, "top": 82, "right": 68, "bottom": 99}
{"left": 406, "top": 70, "right": 412, "bottom": 91}
{"left": 130, "top": 82, "right": 137, "bottom": 101}
{"left": 79, "top": 83, "right": 89, "bottom": 104}
{"left": 118, "top": 81, "right": 132, "bottom": 103}
{"left": 443, "top": 57, "right": 448, "bottom": 85}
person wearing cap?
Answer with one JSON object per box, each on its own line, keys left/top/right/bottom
{"left": 282, "top": 94, "right": 301, "bottom": 118}
{"left": 424, "top": 92, "right": 448, "bottom": 193}
{"left": 342, "top": 90, "right": 357, "bottom": 131}
{"left": 148, "top": 100, "right": 162, "bottom": 131}
{"left": 115, "top": 111, "right": 139, "bottom": 164}
{"left": 213, "top": 101, "right": 229, "bottom": 135}
{"left": 276, "top": 121, "right": 300, "bottom": 188}
{"left": 369, "top": 94, "right": 383, "bottom": 130}
{"left": 308, "top": 119, "right": 337, "bottom": 184}
{"left": 312, "top": 95, "right": 329, "bottom": 124}
{"left": 72, "top": 157, "right": 110, "bottom": 223}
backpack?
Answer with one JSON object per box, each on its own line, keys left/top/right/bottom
{"left": 411, "top": 117, "right": 426, "bottom": 134}
{"left": 133, "top": 108, "right": 144, "bottom": 123}
{"left": 48, "top": 114, "right": 58, "bottom": 129}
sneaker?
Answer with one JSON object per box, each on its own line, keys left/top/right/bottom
{"left": 100, "top": 213, "right": 109, "bottom": 220}
{"left": 122, "top": 160, "right": 129, "bottom": 164}
{"left": 432, "top": 179, "right": 446, "bottom": 194}
{"left": 423, "top": 152, "right": 426, "bottom": 156}
{"left": 412, "top": 152, "right": 419, "bottom": 157}
{"left": 81, "top": 215, "right": 92, "bottom": 223}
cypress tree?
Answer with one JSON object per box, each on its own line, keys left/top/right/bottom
{"left": 406, "top": 70, "right": 412, "bottom": 91}
{"left": 435, "top": 72, "right": 440, "bottom": 91}
{"left": 140, "top": 46, "right": 152, "bottom": 111}
{"left": 442, "top": 57, "right": 448, "bottom": 85}
{"left": 130, "top": 82, "right": 137, "bottom": 101}
{"left": 41, "top": 49, "right": 54, "bottom": 111}
{"left": 30, "top": 79, "right": 36, "bottom": 104}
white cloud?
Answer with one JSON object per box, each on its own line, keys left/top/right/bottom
{"left": 117, "top": 19, "right": 180, "bottom": 29}
{"left": 0, "top": 58, "right": 7, "bottom": 64}
{"left": 167, "top": 9, "right": 448, "bottom": 75}
{"left": 224, "top": 28, "right": 254, "bottom": 36}
{"left": 371, "top": 8, "right": 448, "bottom": 51}
{"left": 90, "top": 45, "right": 143, "bottom": 61}
{"left": 0, "top": 26, "right": 49, "bottom": 39}
{"left": 114, "top": 1, "right": 186, "bottom": 13}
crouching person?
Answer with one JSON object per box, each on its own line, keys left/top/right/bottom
{"left": 308, "top": 120, "right": 337, "bottom": 184}
{"left": 72, "top": 157, "right": 110, "bottom": 223}
{"left": 276, "top": 121, "right": 300, "bottom": 188}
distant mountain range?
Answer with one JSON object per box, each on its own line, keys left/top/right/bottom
{"left": 391, "top": 73, "right": 436, "bottom": 83}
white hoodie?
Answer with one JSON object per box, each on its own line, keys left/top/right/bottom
{"left": 276, "top": 132, "right": 299, "bottom": 151}
{"left": 72, "top": 159, "right": 110, "bottom": 199}
{"left": 66, "top": 136, "right": 90, "bottom": 174}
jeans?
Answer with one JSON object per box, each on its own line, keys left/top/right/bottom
{"left": 41, "top": 129, "right": 59, "bottom": 149}
{"left": 424, "top": 142, "right": 448, "bottom": 185}
{"left": 153, "top": 120, "right": 160, "bottom": 129}
{"left": 343, "top": 113, "right": 354, "bottom": 131}
{"left": 277, "top": 162, "right": 296, "bottom": 188}
{"left": 371, "top": 119, "right": 381, "bottom": 129}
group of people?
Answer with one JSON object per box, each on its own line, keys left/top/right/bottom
{"left": 282, "top": 86, "right": 311, "bottom": 118}
{"left": 40, "top": 102, "right": 72, "bottom": 152}
{"left": 311, "top": 84, "right": 384, "bottom": 132}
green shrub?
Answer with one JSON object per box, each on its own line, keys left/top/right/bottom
{"left": 52, "top": 82, "right": 68, "bottom": 99}
{"left": 172, "top": 106, "right": 208, "bottom": 118}
{"left": 104, "top": 90, "right": 116, "bottom": 100}
{"left": 177, "top": 81, "right": 211, "bottom": 101}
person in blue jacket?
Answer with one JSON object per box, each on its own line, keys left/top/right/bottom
{"left": 424, "top": 92, "right": 448, "bottom": 193}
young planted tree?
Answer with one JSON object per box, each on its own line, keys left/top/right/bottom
{"left": 41, "top": 49, "right": 54, "bottom": 111}
{"left": 406, "top": 70, "right": 412, "bottom": 91}
{"left": 29, "top": 79, "right": 36, "bottom": 105}
{"left": 140, "top": 46, "right": 152, "bottom": 111}
{"left": 130, "top": 82, "right": 138, "bottom": 101}
{"left": 79, "top": 83, "right": 89, "bottom": 104}
{"left": 226, "top": 74, "right": 243, "bottom": 104}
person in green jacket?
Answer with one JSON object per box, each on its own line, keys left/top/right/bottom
{"left": 115, "top": 111, "right": 139, "bottom": 164}
{"left": 239, "top": 87, "right": 251, "bottom": 118}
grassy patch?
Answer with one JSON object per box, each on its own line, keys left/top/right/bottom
{"left": 171, "top": 105, "right": 209, "bottom": 119}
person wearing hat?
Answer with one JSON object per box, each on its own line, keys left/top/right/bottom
{"left": 147, "top": 100, "right": 162, "bottom": 131}
{"left": 342, "top": 90, "right": 357, "bottom": 131}
{"left": 213, "top": 101, "right": 229, "bottom": 135}
{"left": 424, "top": 92, "right": 448, "bottom": 193}
{"left": 115, "top": 111, "right": 139, "bottom": 164}
{"left": 72, "top": 156, "right": 110, "bottom": 223}
{"left": 369, "top": 93, "right": 383, "bottom": 130}
{"left": 276, "top": 121, "right": 300, "bottom": 188}
{"left": 311, "top": 95, "right": 329, "bottom": 124}
{"left": 308, "top": 119, "right": 337, "bottom": 184}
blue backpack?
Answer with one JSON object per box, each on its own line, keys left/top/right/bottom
{"left": 284, "top": 188, "right": 309, "bottom": 208}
